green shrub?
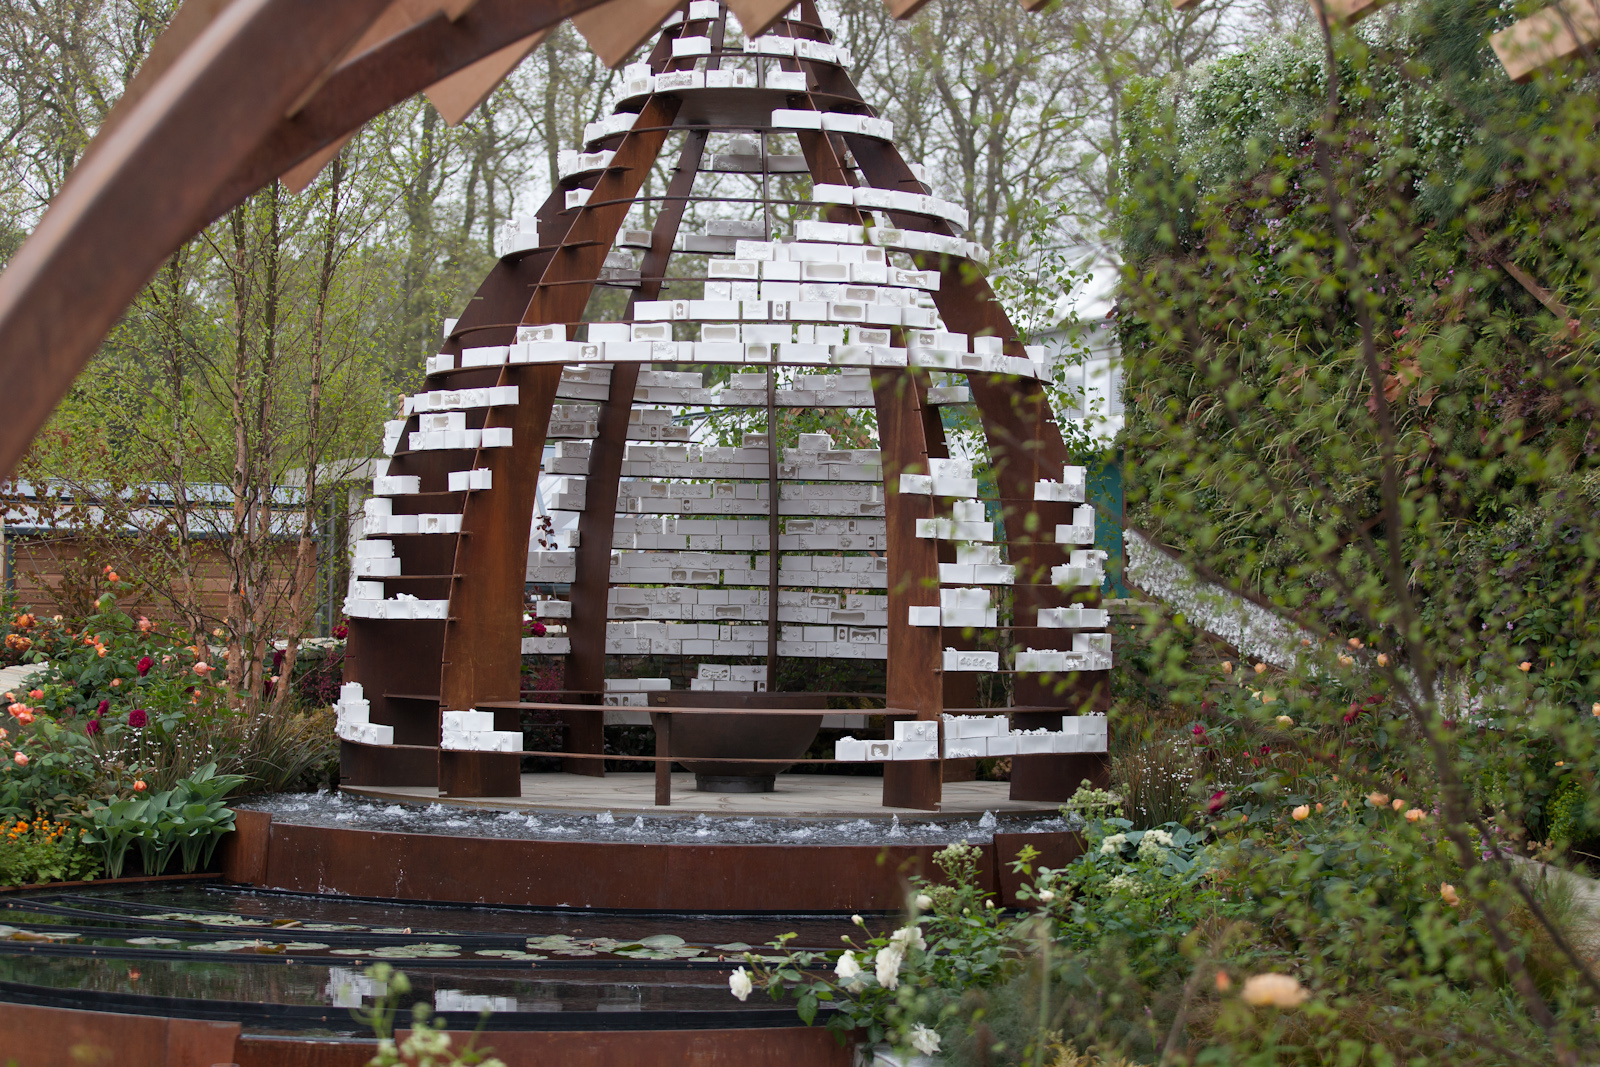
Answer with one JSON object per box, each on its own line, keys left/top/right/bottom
{"left": 79, "top": 763, "right": 244, "bottom": 879}
{"left": 0, "top": 813, "right": 100, "bottom": 886}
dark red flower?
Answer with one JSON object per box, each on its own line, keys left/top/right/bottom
{"left": 1259, "top": 743, "right": 1271, "bottom": 756}
{"left": 85, "top": 719, "right": 101, "bottom": 736}
{"left": 127, "top": 708, "right": 148, "bottom": 729}
{"left": 136, "top": 655, "right": 153, "bottom": 677}
{"left": 1208, "top": 790, "right": 1228, "bottom": 813}
{"left": 332, "top": 624, "right": 348, "bottom": 640}
{"left": 1192, "top": 723, "right": 1206, "bottom": 737}
{"left": 1343, "top": 702, "right": 1361, "bottom": 725}
{"left": 95, "top": 700, "right": 108, "bottom": 716}
{"left": 531, "top": 621, "right": 547, "bottom": 637}
{"left": 1200, "top": 699, "right": 1217, "bottom": 714}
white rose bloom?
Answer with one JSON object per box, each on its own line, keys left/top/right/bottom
{"left": 1039, "top": 889, "right": 1055, "bottom": 902}
{"left": 909, "top": 1023, "right": 942, "bottom": 1056}
{"left": 834, "top": 950, "right": 862, "bottom": 981}
{"left": 728, "top": 966, "right": 753, "bottom": 1001}
{"left": 875, "top": 942, "right": 905, "bottom": 989}
{"left": 914, "top": 893, "right": 933, "bottom": 911}
{"left": 890, "top": 925, "right": 927, "bottom": 952}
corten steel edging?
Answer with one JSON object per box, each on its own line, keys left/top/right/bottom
{"left": 0, "top": 0, "right": 397, "bottom": 479}
{"left": 254, "top": 819, "right": 993, "bottom": 912}
{"left": 236, "top": 1025, "right": 852, "bottom": 1067}
{"left": 0, "top": 1001, "right": 239, "bottom": 1067}
{"left": 0, "top": 871, "right": 220, "bottom": 896}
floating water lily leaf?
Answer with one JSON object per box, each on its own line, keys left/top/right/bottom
{"left": 713, "top": 942, "right": 752, "bottom": 952}
{"left": 640, "top": 934, "right": 686, "bottom": 949}
{"left": 474, "top": 949, "right": 548, "bottom": 960}
{"left": 524, "top": 936, "right": 576, "bottom": 950}
{"left": 147, "top": 912, "right": 268, "bottom": 929}
{"left": 125, "top": 936, "right": 181, "bottom": 945}
{"left": 188, "top": 939, "right": 275, "bottom": 952}
{"left": 328, "top": 948, "right": 371, "bottom": 956}
{"left": 279, "top": 942, "right": 331, "bottom": 952}
{"left": 364, "top": 943, "right": 462, "bottom": 958}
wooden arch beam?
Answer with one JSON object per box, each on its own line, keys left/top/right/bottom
{"left": 0, "top": 0, "right": 397, "bottom": 479}
{"left": 0, "top": 0, "right": 617, "bottom": 481}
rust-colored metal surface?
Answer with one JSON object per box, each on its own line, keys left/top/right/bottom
{"left": 261, "top": 819, "right": 976, "bottom": 911}
{"left": 219, "top": 808, "right": 273, "bottom": 885}
{"left": 992, "top": 830, "right": 1087, "bottom": 906}
{"left": 0, "top": 1002, "right": 238, "bottom": 1067}
{"left": 873, "top": 366, "right": 943, "bottom": 812}
{"left": 671, "top": 712, "right": 823, "bottom": 782}
{"left": 438, "top": 749, "right": 523, "bottom": 796}
{"left": 336, "top": 739, "right": 439, "bottom": 788}
{"left": 237, "top": 1025, "right": 852, "bottom": 1067}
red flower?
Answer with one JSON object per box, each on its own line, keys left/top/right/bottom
{"left": 1259, "top": 744, "right": 1271, "bottom": 756}
{"left": 95, "top": 700, "right": 109, "bottom": 716}
{"left": 127, "top": 708, "right": 148, "bottom": 729}
{"left": 85, "top": 719, "right": 101, "bottom": 736}
{"left": 136, "top": 655, "right": 154, "bottom": 677}
{"left": 1208, "top": 790, "right": 1228, "bottom": 813}
{"left": 331, "top": 624, "right": 348, "bottom": 640}
{"left": 1192, "top": 723, "right": 1206, "bottom": 737}
{"left": 1343, "top": 702, "right": 1360, "bottom": 725}
{"left": 531, "top": 621, "right": 547, "bottom": 637}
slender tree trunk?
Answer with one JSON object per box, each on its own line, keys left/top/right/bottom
{"left": 273, "top": 154, "right": 344, "bottom": 712}
{"left": 225, "top": 204, "right": 251, "bottom": 695}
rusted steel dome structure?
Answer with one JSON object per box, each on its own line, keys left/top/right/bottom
{"left": 333, "top": 0, "right": 1111, "bottom": 811}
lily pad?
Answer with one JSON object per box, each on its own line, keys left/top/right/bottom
{"left": 280, "top": 942, "right": 331, "bottom": 952}
{"left": 474, "top": 949, "right": 548, "bottom": 960}
{"left": 525, "top": 936, "right": 576, "bottom": 950}
{"left": 329, "top": 948, "right": 372, "bottom": 956}
{"left": 640, "top": 934, "right": 686, "bottom": 949}
{"left": 713, "top": 942, "right": 752, "bottom": 952}
{"left": 125, "top": 936, "right": 181, "bottom": 946}
{"left": 188, "top": 939, "right": 276, "bottom": 952}
{"left": 366, "top": 943, "right": 461, "bottom": 958}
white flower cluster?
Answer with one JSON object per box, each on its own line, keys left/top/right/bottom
{"left": 1105, "top": 873, "right": 1151, "bottom": 898}
{"left": 1137, "top": 828, "right": 1175, "bottom": 861}
{"left": 1099, "top": 833, "right": 1128, "bottom": 855}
